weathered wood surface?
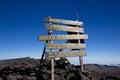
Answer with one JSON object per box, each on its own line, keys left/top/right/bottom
{"left": 46, "top": 43, "right": 86, "bottom": 49}
{"left": 39, "top": 35, "right": 88, "bottom": 40}
{"left": 46, "top": 51, "right": 86, "bottom": 58}
{"left": 43, "top": 17, "right": 83, "bottom": 26}
{"left": 44, "top": 24, "right": 84, "bottom": 33}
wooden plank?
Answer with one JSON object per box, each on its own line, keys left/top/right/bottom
{"left": 46, "top": 51, "right": 86, "bottom": 58}
{"left": 51, "top": 59, "right": 54, "bottom": 80}
{"left": 44, "top": 24, "right": 84, "bottom": 33}
{"left": 43, "top": 17, "right": 83, "bottom": 26}
{"left": 46, "top": 43, "right": 86, "bottom": 49}
{"left": 39, "top": 35, "right": 88, "bottom": 40}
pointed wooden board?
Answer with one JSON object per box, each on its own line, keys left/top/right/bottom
{"left": 39, "top": 35, "right": 88, "bottom": 40}
{"left": 43, "top": 17, "right": 83, "bottom": 26}
{"left": 44, "top": 24, "right": 84, "bottom": 33}
{"left": 46, "top": 51, "right": 86, "bottom": 58}
{"left": 46, "top": 43, "right": 86, "bottom": 49}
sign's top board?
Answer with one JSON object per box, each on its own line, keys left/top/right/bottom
{"left": 43, "top": 17, "right": 83, "bottom": 26}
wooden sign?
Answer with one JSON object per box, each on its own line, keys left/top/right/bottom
{"left": 46, "top": 51, "right": 86, "bottom": 58}
{"left": 46, "top": 43, "right": 86, "bottom": 49}
{"left": 39, "top": 35, "right": 88, "bottom": 40}
{"left": 43, "top": 17, "right": 83, "bottom": 26}
{"left": 44, "top": 24, "right": 84, "bottom": 33}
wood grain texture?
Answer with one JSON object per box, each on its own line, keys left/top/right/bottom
{"left": 46, "top": 43, "right": 86, "bottom": 49}
{"left": 43, "top": 17, "right": 83, "bottom": 26}
{"left": 44, "top": 24, "right": 84, "bottom": 32}
{"left": 46, "top": 51, "right": 86, "bottom": 58}
{"left": 39, "top": 35, "right": 88, "bottom": 40}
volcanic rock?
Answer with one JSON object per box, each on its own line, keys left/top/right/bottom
{"left": 0, "top": 57, "right": 120, "bottom": 80}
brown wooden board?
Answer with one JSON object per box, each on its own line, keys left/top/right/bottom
{"left": 43, "top": 17, "right": 83, "bottom": 26}
{"left": 46, "top": 43, "right": 86, "bottom": 49}
{"left": 39, "top": 35, "right": 88, "bottom": 40}
{"left": 44, "top": 24, "right": 84, "bottom": 33}
{"left": 46, "top": 51, "right": 86, "bottom": 58}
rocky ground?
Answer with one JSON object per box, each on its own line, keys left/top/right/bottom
{"left": 0, "top": 57, "right": 120, "bottom": 80}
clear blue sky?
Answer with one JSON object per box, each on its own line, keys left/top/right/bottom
{"left": 0, "top": 0, "right": 120, "bottom": 64}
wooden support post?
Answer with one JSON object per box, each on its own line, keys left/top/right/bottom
{"left": 51, "top": 58, "right": 54, "bottom": 80}
{"left": 79, "top": 56, "right": 83, "bottom": 72}
{"left": 48, "top": 16, "right": 54, "bottom": 80}
{"left": 50, "top": 30, "right": 54, "bottom": 80}
{"left": 76, "top": 18, "right": 84, "bottom": 72}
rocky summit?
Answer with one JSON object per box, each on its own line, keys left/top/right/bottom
{"left": 0, "top": 57, "right": 120, "bottom": 80}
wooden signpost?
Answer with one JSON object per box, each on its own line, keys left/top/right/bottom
{"left": 38, "top": 16, "right": 88, "bottom": 80}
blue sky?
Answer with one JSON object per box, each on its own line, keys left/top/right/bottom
{"left": 0, "top": 0, "right": 120, "bottom": 64}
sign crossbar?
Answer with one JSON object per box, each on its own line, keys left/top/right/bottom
{"left": 39, "top": 35, "right": 88, "bottom": 40}
{"left": 46, "top": 43, "right": 86, "bottom": 49}
{"left": 44, "top": 24, "right": 84, "bottom": 32}
{"left": 43, "top": 17, "right": 83, "bottom": 26}
{"left": 46, "top": 51, "right": 86, "bottom": 58}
